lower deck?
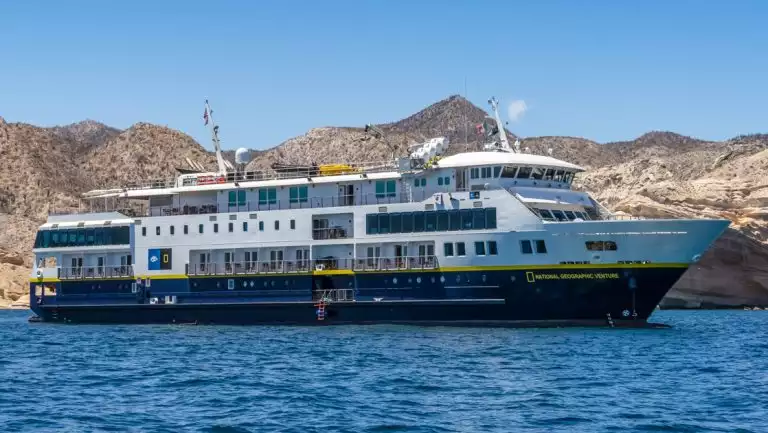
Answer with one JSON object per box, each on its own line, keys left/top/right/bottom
{"left": 31, "top": 264, "right": 688, "bottom": 325}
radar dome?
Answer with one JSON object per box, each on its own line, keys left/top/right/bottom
{"left": 235, "top": 148, "right": 251, "bottom": 165}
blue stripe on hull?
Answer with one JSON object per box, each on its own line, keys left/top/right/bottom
{"left": 30, "top": 267, "right": 687, "bottom": 326}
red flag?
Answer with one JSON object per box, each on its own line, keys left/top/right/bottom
{"left": 203, "top": 107, "right": 209, "bottom": 125}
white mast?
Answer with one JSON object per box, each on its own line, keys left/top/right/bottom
{"left": 205, "top": 100, "right": 228, "bottom": 175}
{"left": 487, "top": 97, "right": 515, "bottom": 153}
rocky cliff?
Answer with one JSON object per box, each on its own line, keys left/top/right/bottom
{"left": 1, "top": 97, "right": 766, "bottom": 308}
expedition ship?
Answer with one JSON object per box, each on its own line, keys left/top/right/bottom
{"left": 29, "top": 98, "right": 729, "bottom": 326}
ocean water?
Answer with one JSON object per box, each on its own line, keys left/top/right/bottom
{"left": 0, "top": 310, "right": 766, "bottom": 433}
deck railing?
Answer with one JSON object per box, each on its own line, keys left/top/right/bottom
{"left": 186, "top": 256, "right": 438, "bottom": 276}
{"left": 58, "top": 266, "right": 134, "bottom": 280}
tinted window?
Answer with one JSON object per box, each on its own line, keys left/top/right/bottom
{"left": 413, "top": 212, "right": 425, "bottom": 232}
{"left": 551, "top": 210, "right": 567, "bottom": 221}
{"left": 460, "top": 209, "right": 473, "bottom": 229}
{"left": 501, "top": 166, "right": 517, "bottom": 178}
{"left": 488, "top": 241, "right": 498, "bottom": 255}
{"left": 425, "top": 211, "right": 436, "bottom": 231}
{"left": 367, "top": 214, "right": 378, "bottom": 234}
{"left": 378, "top": 214, "right": 390, "bottom": 234}
{"left": 456, "top": 242, "right": 466, "bottom": 256}
{"left": 444, "top": 242, "right": 454, "bottom": 256}
{"left": 475, "top": 241, "right": 485, "bottom": 255}
{"left": 535, "top": 240, "right": 547, "bottom": 254}
{"left": 449, "top": 210, "right": 461, "bottom": 230}
{"left": 520, "top": 240, "right": 533, "bottom": 254}
{"left": 472, "top": 208, "right": 486, "bottom": 229}
{"left": 390, "top": 213, "right": 402, "bottom": 233}
{"left": 401, "top": 213, "right": 413, "bottom": 233}
{"left": 242, "top": 222, "right": 248, "bottom": 232}
{"left": 290, "top": 219, "right": 295, "bottom": 230}
{"left": 436, "top": 211, "right": 449, "bottom": 231}
{"left": 184, "top": 225, "right": 189, "bottom": 234}
{"left": 517, "top": 167, "right": 532, "bottom": 179}
{"left": 199, "top": 224, "right": 204, "bottom": 233}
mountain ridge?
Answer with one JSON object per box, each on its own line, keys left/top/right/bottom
{"left": 1, "top": 96, "right": 767, "bottom": 308}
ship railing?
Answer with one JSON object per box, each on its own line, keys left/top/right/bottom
{"left": 313, "top": 288, "right": 355, "bottom": 302}
{"left": 58, "top": 266, "right": 135, "bottom": 280}
{"left": 185, "top": 256, "right": 439, "bottom": 276}
{"left": 88, "top": 160, "right": 400, "bottom": 194}
{"left": 312, "top": 227, "right": 351, "bottom": 240}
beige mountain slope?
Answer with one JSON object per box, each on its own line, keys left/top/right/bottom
{"left": 0, "top": 96, "right": 766, "bottom": 308}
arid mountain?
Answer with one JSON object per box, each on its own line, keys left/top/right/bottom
{"left": 1, "top": 96, "right": 767, "bottom": 308}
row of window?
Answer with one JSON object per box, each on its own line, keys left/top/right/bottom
{"left": 586, "top": 241, "right": 618, "bottom": 251}
{"left": 375, "top": 180, "right": 397, "bottom": 198}
{"left": 142, "top": 220, "right": 297, "bottom": 236}
{"left": 468, "top": 166, "right": 576, "bottom": 183}
{"left": 533, "top": 208, "right": 591, "bottom": 222}
{"left": 223, "top": 188, "right": 281, "bottom": 206}
{"left": 444, "top": 241, "right": 499, "bottom": 257}
{"left": 34, "top": 227, "right": 131, "bottom": 248}
{"left": 366, "top": 208, "right": 497, "bottom": 235}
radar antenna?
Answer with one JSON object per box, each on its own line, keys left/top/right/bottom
{"left": 204, "top": 100, "right": 228, "bottom": 175}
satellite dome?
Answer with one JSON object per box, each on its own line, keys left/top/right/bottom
{"left": 235, "top": 148, "right": 251, "bottom": 165}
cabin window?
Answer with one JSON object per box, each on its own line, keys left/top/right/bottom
{"left": 551, "top": 210, "right": 568, "bottom": 221}
{"left": 290, "top": 219, "right": 295, "bottom": 230}
{"left": 198, "top": 224, "right": 204, "bottom": 234}
{"left": 243, "top": 222, "right": 248, "bottom": 232}
{"left": 213, "top": 223, "right": 219, "bottom": 233}
{"left": 520, "top": 240, "right": 533, "bottom": 254}
{"left": 142, "top": 227, "right": 147, "bottom": 236}
{"left": 378, "top": 214, "right": 390, "bottom": 234}
{"left": 535, "top": 240, "right": 547, "bottom": 254}
{"left": 444, "top": 242, "right": 454, "bottom": 257}
{"left": 228, "top": 222, "right": 233, "bottom": 233}
{"left": 366, "top": 214, "right": 378, "bottom": 234}
{"left": 475, "top": 241, "right": 486, "bottom": 256}
{"left": 413, "top": 178, "right": 426, "bottom": 188}
{"left": 586, "top": 241, "right": 617, "bottom": 251}
{"left": 289, "top": 186, "right": 308, "bottom": 203}
{"left": 259, "top": 221, "right": 264, "bottom": 231}
{"left": 438, "top": 177, "right": 443, "bottom": 186}
{"left": 516, "top": 167, "right": 532, "bottom": 179}
{"left": 470, "top": 168, "right": 480, "bottom": 179}
{"left": 183, "top": 225, "right": 189, "bottom": 234}
{"left": 375, "top": 180, "right": 397, "bottom": 198}
{"left": 444, "top": 176, "right": 450, "bottom": 185}
{"left": 456, "top": 242, "right": 466, "bottom": 256}
{"left": 170, "top": 226, "right": 175, "bottom": 236}
{"left": 366, "top": 247, "right": 381, "bottom": 267}
{"left": 156, "top": 226, "right": 160, "bottom": 236}
{"left": 488, "top": 241, "right": 498, "bottom": 255}
{"left": 501, "top": 166, "right": 518, "bottom": 178}
{"left": 258, "top": 188, "right": 277, "bottom": 205}
{"left": 274, "top": 220, "right": 280, "bottom": 230}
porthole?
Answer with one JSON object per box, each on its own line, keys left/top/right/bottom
{"left": 242, "top": 281, "right": 247, "bottom": 287}
{"left": 482, "top": 275, "right": 487, "bottom": 283}
{"left": 216, "top": 282, "right": 221, "bottom": 289}
{"left": 455, "top": 275, "right": 461, "bottom": 283}
{"left": 250, "top": 281, "right": 254, "bottom": 287}
{"left": 393, "top": 277, "right": 398, "bottom": 285}
{"left": 408, "top": 278, "right": 412, "bottom": 283}
{"left": 284, "top": 280, "right": 288, "bottom": 286}
{"left": 271, "top": 281, "right": 275, "bottom": 287}
{"left": 440, "top": 276, "right": 445, "bottom": 283}
{"left": 264, "top": 281, "right": 268, "bottom": 287}
{"left": 416, "top": 277, "right": 422, "bottom": 284}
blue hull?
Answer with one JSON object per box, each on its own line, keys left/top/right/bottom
{"left": 30, "top": 266, "right": 686, "bottom": 326}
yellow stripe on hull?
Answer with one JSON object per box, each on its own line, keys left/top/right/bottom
{"left": 31, "top": 262, "right": 688, "bottom": 283}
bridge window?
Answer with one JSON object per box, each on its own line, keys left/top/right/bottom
{"left": 258, "top": 188, "right": 277, "bottom": 205}
{"left": 481, "top": 167, "right": 492, "bottom": 178}
{"left": 551, "top": 210, "right": 567, "bottom": 221}
{"left": 437, "top": 211, "right": 449, "bottom": 231}
{"left": 517, "top": 167, "right": 532, "bottom": 179}
{"left": 564, "top": 211, "right": 576, "bottom": 220}
{"left": 470, "top": 168, "right": 479, "bottom": 179}
{"left": 531, "top": 167, "right": 545, "bottom": 180}
{"left": 520, "top": 240, "right": 533, "bottom": 254}
{"left": 564, "top": 172, "right": 574, "bottom": 184}
{"left": 493, "top": 166, "right": 501, "bottom": 178}
{"left": 425, "top": 212, "right": 437, "bottom": 231}
{"left": 544, "top": 169, "right": 555, "bottom": 180}
{"left": 289, "top": 186, "right": 308, "bottom": 203}
{"left": 501, "top": 166, "right": 518, "bottom": 178}
{"left": 535, "top": 240, "right": 547, "bottom": 254}
{"left": 413, "top": 212, "right": 425, "bottom": 232}
{"left": 553, "top": 170, "right": 564, "bottom": 182}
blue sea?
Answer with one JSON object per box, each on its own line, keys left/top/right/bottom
{"left": 0, "top": 310, "right": 766, "bottom": 433}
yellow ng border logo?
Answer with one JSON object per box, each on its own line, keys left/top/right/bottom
{"left": 526, "top": 272, "right": 535, "bottom": 283}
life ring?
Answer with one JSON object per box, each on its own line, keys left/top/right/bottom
{"left": 36, "top": 270, "right": 43, "bottom": 279}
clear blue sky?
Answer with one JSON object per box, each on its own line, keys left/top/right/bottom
{"left": 1, "top": 0, "right": 766, "bottom": 149}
